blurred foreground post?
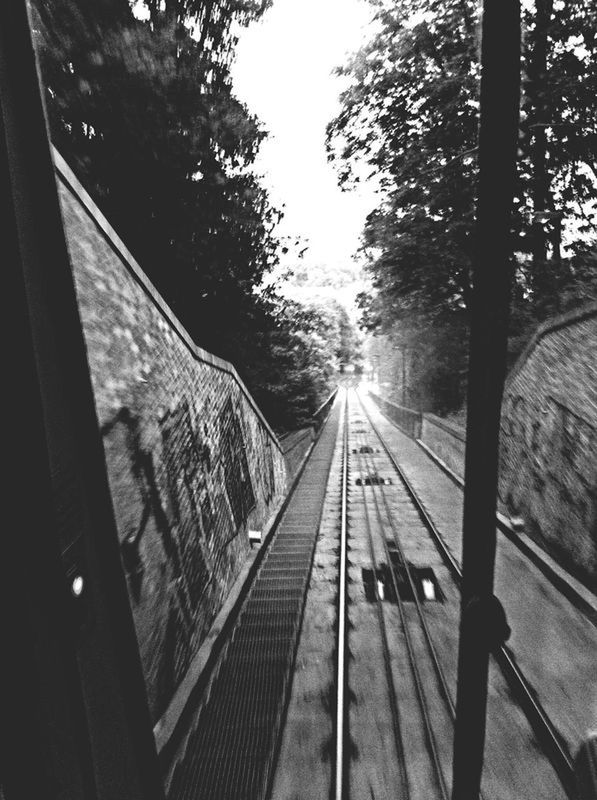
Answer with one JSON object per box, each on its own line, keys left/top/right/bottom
{"left": 451, "top": 1, "right": 520, "bottom": 798}
{"left": 0, "top": 2, "right": 164, "bottom": 797}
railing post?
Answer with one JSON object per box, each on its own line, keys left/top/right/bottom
{"left": 451, "top": 1, "right": 521, "bottom": 798}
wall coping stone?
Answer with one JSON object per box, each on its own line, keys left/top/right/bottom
{"left": 506, "top": 301, "right": 597, "bottom": 387}
{"left": 52, "top": 146, "right": 282, "bottom": 452}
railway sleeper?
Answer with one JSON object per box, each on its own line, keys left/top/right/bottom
{"left": 361, "top": 563, "right": 443, "bottom": 603}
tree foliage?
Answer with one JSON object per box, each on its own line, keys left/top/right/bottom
{"left": 328, "top": 0, "right": 479, "bottom": 316}
{"left": 328, "top": 0, "right": 597, "bottom": 413}
{"left": 246, "top": 297, "right": 358, "bottom": 431}
{"left": 515, "top": 0, "right": 597, "bottom": 317}
{"left": 32, "top": 0, "right": 276, "bottom": 350}
{"left": 31, "top": 0, "right": 339, "bottom": 428}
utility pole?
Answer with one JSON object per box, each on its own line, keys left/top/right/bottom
{"left": 451, "top": 1, "right": 521, "bottom": 798}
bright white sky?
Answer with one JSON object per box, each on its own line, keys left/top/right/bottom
{"left": 231, "top": 0, "right": 378, "bottom": 283}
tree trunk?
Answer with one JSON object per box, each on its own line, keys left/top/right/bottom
{"left": 528, "top": 0, "right": 554, "bottom": 309}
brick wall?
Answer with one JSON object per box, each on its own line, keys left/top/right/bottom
{"left": 499, "top": 305, "right": 597, "bottom": 591}
{"left": 54, "top": 149, "right": 288, "bottom": 723}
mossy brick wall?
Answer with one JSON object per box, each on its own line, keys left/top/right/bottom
{"left": 498, "top": 305, "right": 597, "bottom": 591}
{"left": 53, "top": 149, "right": 288, "bottom": 723}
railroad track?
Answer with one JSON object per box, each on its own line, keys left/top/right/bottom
{"left": 334, "top": 390, "right": 461, "bottom": 799}
{"left": 166, "top": 386, "right": 575, "bottom": 800}
{"left": 369, "top": 392, "right": 597, "bottom": 631}
{"left": 337, "top": 388, "right": 576, "bottom": 800}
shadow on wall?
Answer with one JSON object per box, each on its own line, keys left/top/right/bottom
{"left": 101, "top": 393, "right": 276, "bottom": 720}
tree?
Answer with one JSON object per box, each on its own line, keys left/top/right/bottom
{"left": 30, "top": 0, "right": 340, "bottom": 427}
{"left": 516, "top": 0, "right": 597, "bottom": 318}
{"left": 241, "top": 297, "right": 341, "bottom": 431}
{"left": 327, "top": 0, "right": 478, "bottom": 412}
{"left": 31, "top": 0, "right": 279, "bottom": 360}
{"left": 328, "top": 0, "right": 597, "bottom": 413}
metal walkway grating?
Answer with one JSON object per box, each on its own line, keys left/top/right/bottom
{"left": 166, "top": 403, "right": 341, "bottom": 800}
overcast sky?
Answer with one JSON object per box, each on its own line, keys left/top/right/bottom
{"left": 231, "top": 0, "right": 378, "bottom": 280}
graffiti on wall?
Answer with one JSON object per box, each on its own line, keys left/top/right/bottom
{"left": 260, "top": 430, "right": 276, "bottom": 505}
{"left": 159, "top": 400, "right": 214, "bottom": 609}
{"left": 100, "top": 395, "right": 260, "bottom": 718}
{"left": 219, "top": 398, "right": 256, "bottom": 527}
{"left": 101, "top": 408, "right": 194, "bottom": 716}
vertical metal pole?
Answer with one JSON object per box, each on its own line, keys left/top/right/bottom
{"left": 0, "top": 3, "right": 165, "bottom": 798}
{"left": 451, "top": 1, "right": 520, "bottom": 798}
{"left": 0, "top": 104, "right": 96, "bottom": 800}
{"left": 401, "top": 349, "right": 407, "bottom": 406}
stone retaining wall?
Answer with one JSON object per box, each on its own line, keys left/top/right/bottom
{"left": 499, "top": 305, "right": 597, "bottom": 590}
{"left": 54, "top": 149, "right": 288, "bottom": 723}
{"left": 372, "top": 305, "right": 597, "bottom": 590}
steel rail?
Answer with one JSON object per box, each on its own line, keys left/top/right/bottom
{"left": 351, "top": 399, "right": 411, "bottom": 800}
{"left": 352, "top": 391, "right": 450, "bottom": 800}
{"left": 370, "top": 391, "right": 597, "bottom": 631}
{"left": 358, "top": 391, "right": 577, "bottom": 798}
{"left": 334, "top": 390, "right": 349, "bottom": 800}
{"left": 356, "top": 394, "right": 456, "bottom": 717}
{"left": 356, "top": 391, "right": 490, "bottom": 800}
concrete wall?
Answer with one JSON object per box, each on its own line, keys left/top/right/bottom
{"left": 280, "top": 389, "right": 338, "bottom": 479}
{"left": 420, "top": 414, "right": 466, "bottom": 480}
{"left": 499, "top": 305, "right": 597, "bottom": 590}
{"left": 54, "top": 149, "right": 288, "bottom": 723}
{"left": 368, "top": 392, "right": 422, "bottom": 438}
